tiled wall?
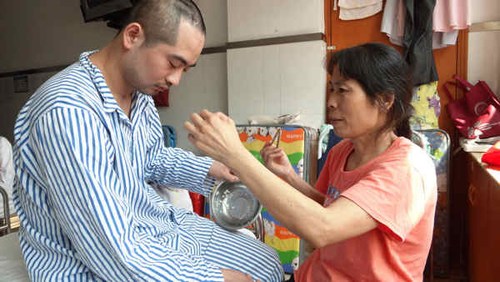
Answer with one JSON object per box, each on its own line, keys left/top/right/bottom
{"left": 227, "top": 40, "right": 326, "bottom": 129}
{"left": 227, "top": 0, "right": 326, "bottom": 130}
{"left": 227, "top": 0, "right": 324, "bottom": 42}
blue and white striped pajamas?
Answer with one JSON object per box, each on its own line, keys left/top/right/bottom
{"left": 12, "top": 51, "right": 283, "bottom": 281}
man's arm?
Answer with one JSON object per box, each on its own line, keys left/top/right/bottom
{"left": 143, "top": 106, "right": 220, "bottom": 196}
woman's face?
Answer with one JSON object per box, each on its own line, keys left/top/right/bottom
{"left": 327, "top": 66, "right": 387, "bottom": 139}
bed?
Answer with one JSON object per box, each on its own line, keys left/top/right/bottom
{"left": 0, "top": 185, "right": 28, "bottom": 281}
{"left": 0, "top": 231, "right": 28, "bottom": 281}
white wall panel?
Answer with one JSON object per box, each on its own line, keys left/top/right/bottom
{"left": 227, "top": 0, "right": 324, "bottom": 41}
{"left": 227, "top": 40, "right": 326, "bottom": 129}
{"left": 468, "top": 0, "right": 500, "bottom": 97}
{"left": 468, "top": 31, "right": 500, "bottom": 96}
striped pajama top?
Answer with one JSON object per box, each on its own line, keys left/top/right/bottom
{"left": 12, "top": 51, "right": 224, "bottom": 281}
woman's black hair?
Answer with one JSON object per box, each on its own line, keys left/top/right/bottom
{"left": 327, "top": 43, "right": 414, "bottom": 139}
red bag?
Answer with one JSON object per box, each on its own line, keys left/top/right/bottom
{"left": 444, "top": 75, "right": 500, "bottom": 139}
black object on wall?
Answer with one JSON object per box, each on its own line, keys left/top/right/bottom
{"left": 80, "top": 0, "right": 134, "bottom": 28}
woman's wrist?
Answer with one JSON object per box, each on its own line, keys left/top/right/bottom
{"left": 283, "top": 168, "right": 300, "bottom": 186}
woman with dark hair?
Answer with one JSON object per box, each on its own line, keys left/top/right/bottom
{"left": 185, "top": 42, "right": 437, "bottom": 281}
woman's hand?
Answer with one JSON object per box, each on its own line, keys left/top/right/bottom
{"left": 184, "top": 110, "right": 248, "bottom": 168}
{"left": 260, "top": 143, "right": 294, "bottom": 180}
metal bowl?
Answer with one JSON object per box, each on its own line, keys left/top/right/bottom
{"left": 210, "top": 181, "right": 262, "bottom": 231}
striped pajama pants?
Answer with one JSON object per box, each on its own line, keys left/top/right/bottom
{"left": 176, "top": 213, "right": 284, "bottom": 282}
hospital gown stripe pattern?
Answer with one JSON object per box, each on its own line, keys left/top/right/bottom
{"left": 12, "top": 52, "right": 283, "bottom": 282}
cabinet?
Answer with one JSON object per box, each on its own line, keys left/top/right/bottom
{"left": 467, "top": 153, "right": 500, "bottom": 281}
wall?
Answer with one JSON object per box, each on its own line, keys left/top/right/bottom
{"left": 0, "top": 1, "right": 114, "bottom": 73}
{"left": 0, "top": 0, "right": 114, "bottom": 142}
{"left": 226, "top": 0, "right": 326, "bottom": 129}
{"left": 468, "top": 0, "right": 500, "bottom": 95}
{"left": 227, "top": 0, "right": 324, "bottom": 42}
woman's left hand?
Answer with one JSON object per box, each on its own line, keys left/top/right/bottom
{"left": 184, "top": 110, "right": 247, "bottom": 168}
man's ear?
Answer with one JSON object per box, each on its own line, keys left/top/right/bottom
{"left": 122, "top": 22, "right": 144, "bottom": 50}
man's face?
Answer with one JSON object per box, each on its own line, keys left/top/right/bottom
{"left": 124, "top": 20, "right": 205, "bottom": 96}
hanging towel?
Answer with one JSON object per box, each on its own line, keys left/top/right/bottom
{"left": 338, "top": 0, "right": 383, "bottom": 20}
{"left": 431, "top": 0, "right": 470, "bottom": 49}
{"left": 432, "top": 30, "right": 459, "bottom": 49}
{"left": 382, "top": 0, "right": 466, "bottom": 49}
{"left": 433, "top": 0, "right": 470, "bottom": 32}
{"left": 381, "top": 0, "right": 406, "bottom": 46}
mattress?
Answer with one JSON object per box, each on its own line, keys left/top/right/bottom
{"left": 0, "top": 232, "right": 29, "bottom": 281}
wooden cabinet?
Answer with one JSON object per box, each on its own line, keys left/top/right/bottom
{"left": 467, "top": 153, "right": 500, "bottom": 281}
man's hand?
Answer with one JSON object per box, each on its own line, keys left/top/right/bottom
{"left": 221, "top": 269, "right": 260, "bottom": 282}
{"left": 208, "top": 160, "right": 239, "bottom": 182}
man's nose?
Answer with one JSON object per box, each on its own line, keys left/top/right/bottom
{"left": 165, "top": 69, "right": 183, "bottom": 87}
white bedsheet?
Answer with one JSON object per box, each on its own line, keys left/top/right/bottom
{"left": 0, "top": 232, "right": 29, "bottom": 282}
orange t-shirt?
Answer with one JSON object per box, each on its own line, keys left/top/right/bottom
{"left": 295, "top": 137, "right": 437, "bottom": 281}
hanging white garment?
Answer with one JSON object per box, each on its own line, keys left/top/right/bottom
{"left": 432, "top": 30, "right": 459, "bottom": 49}
{"left": 381, "top": 0, "right": 405, "bottom": 46}
{"left": 433, "top": 0, "right": 470, "bottom": 32}
{"left": 338, "top": 0, "right": 383, "bottom": 20}
{"left": 431, "top": 0, "right": 470, "bottom": 49}
{"left": 381, "top": 0, "right": 469, "bottom": 49}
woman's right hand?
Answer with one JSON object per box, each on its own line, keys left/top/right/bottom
{"left": 260, "top": 143, "right": 294, "bottom": 180}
